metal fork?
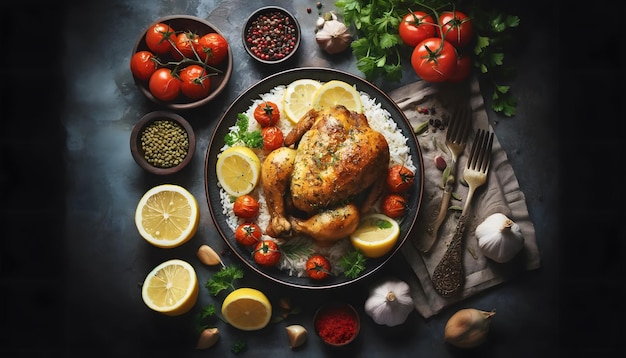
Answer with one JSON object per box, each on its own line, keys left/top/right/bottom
{"left": 431, "top": 129, "right": 494, "bottom": 297}
{"left": 421, "top": 104, "right": 472, "bottom": 253}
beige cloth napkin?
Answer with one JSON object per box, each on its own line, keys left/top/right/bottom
{"left": 389, "top": 77, "right": 541, "bottom": 318}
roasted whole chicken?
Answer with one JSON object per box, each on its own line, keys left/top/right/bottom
{"left": 261, "top": 105, "right": 390, "bottom": 243}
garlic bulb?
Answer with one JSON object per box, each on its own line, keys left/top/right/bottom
{"left": 444, "top": 308, "right": 495, "bottom": 348}
{"left": 315, "top": 19, "right": 352, "bottom": 54}
{"left": 364, "top": 278, "right": 414, "bottom": 326}
{"left": 475, "top": 213, "right": 524, "bottom": 263}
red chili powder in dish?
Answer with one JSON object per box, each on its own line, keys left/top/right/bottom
{"left": 315, "top": 306, "right": 358, "bottom": 345}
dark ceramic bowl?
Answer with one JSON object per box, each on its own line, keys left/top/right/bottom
{"left": 131, "top": 15, "right": 233, "bottom": 110}
{"left": 130, "top": 111, "right": 196, "bottom": 175}
{"left": 242, "top": 6, "right": 301, "bottom": 65}
{"left": 313, "top": 303, "right": 360, "bottom": 347}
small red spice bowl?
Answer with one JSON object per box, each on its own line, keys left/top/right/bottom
{"left": 313, "top": 303, "right": 360, "bottom": 347}
{"left": 242, "top": 6, "right": 301, "bottom": 65}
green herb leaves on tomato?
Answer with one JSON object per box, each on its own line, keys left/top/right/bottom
{"left": 439, "top": 10, "right": 474, "bottom": 49}
{"left": 195, "top": 33, "right": 229, "bottom": 66}
{"left": 253, "top": 101, "right": 280, "bottom": 127}
{"left": 253, "top": 240, "right": 281, "bottom": 267}
{"left": 235, "top": 222, "right": 262, "bottom": 247}
{"left": 179, "top": 65, "right": 211, "bottom": 100}
{"left": 145, "top": 22, "right": 176, "bottom": 55}
{"left": 398, "top": 11, "right": 436, "bottom": 47}
{"left": 411, "top": 37, "right": 457, "bottom": 82}
{"left": 306, "top": 254, "right": 332, "bottom": 280}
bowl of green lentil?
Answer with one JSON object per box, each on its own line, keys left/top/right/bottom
{"left": 130, "top": 111, "right": 196, "bottom": 175}
{"left": 242, "top": 6, "right": 301, "bottom": 65}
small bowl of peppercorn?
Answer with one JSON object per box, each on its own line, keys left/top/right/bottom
{"left": 313, "top": 302, "right": 360, "bottom": 348}
{"left": 130, "top": 111, "right": 196, "bottom": 175}
{"left": 242, "top": 6, "right": 301, "bottom": 65}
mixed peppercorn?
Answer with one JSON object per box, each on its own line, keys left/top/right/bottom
{"left": 245, "top": 10, "right": 298, "bottom": 61}
{"left": 140, "top": 119, "right": 189, "bottom": 168}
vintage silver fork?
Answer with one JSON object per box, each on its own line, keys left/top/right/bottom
{"left": 431, "top": 129, "right": 494, "bottom": 297}
{"left": 420, "top": 103, "right": 472, "bottom": 253}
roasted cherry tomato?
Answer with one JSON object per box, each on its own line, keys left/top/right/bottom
{"left": 130, "top": 50, "right": 157, "bottom": 81}
{"left": 411, "top": 37, "right": 457, "bottom": 82}
{"left": 398, "top": 11, "right": 436, "bottom": 47}
{"left": 171, "top": 31, "right": 200, "bottom": 60}
{"left": 448, "top": 52, "right": 472, "bottom": 83}
{"left": 305, "top": 254, "right": 331, "bottom": 280}
{"left": 145, "top": 22, "right": 176, "bottom": 55}
{"left": 381, "top": 194, "right": 408, "bottom": 219}
{"left": 234, "top": 222, "right": 262, "bottom": 247}
{"left": 148, "top": 68, "right": 181, "bottom": 101}
{"left": 261, "top": 126, "right": 284, "bottom": 151}
{"left": 233, "top": 194, "right": 260, "bottom": 219}
{"left": 179, "top": 64, "right": 211, "bottom": 100}
{"left": 253, "top": 240, "right": 281, "bottom": 267}
{"left": 253, "top": 101, "right": 280, "bottom": 127}
{"left": 439, "top": 10, "right": 474, "bottom": 48}
{"left": 386, "top": 165, "right": 415, "bottom": 193}
{"left": 195, "top": 32, "right": 229, "bottom": 65}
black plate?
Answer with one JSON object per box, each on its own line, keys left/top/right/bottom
{"left": 204, "top": 67, "right": 424, "bottom": 289}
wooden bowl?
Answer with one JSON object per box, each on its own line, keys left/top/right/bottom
{"left": 131, "top": 15, "right": 233, "bottom": 110}
{"left": 242, "top": 7, "right": 301, "bottom": 65}
{"left": 313, "top": 303, "right": 360, "bottom": 347}
{"left": 130, "top": 111, "right": 196, "bottom": 175}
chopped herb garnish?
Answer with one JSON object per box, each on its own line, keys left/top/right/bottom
{"left": 224, "top": 113, "right": 263, "bottom": 148}
{"left": 339, "top": 249, "right": 367, "bottom": 279}
{"left": 204, "top": 264, "right": 244, "bottom": 296}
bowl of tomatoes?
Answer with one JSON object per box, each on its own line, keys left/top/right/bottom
{"left": 130, "top": 15, "right": 233, "bottom": 110}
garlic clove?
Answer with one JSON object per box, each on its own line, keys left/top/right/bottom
{"left": 196, "top": 327, "right": 219, "bottom": 349}
{"left": 444, "top": 308, "right": 495, "bottom": 348}
{"left": 197, "top": 244, "right": 222, "bottom": 266}
{"left": 285, "top": 324, "right": 308, "bottom": 348}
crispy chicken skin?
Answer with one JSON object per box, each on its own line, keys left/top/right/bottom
{"left": 261, "top": 105, "right": 390, "bottom": 242}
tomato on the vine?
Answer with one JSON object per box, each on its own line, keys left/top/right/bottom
{"left": 171, "top": 31, "right": 199, "bottom": 60}
{"left": 410, "top": 38, "right": 457, "bottom": 82}
{"left": 130, "top": 51, "right": 158, "bottom": 81}
{"left": 261, "top": 126, "right": 284, "bottom": 151}
{"left": 195, "top": 33, "right": 229, "bottom": 65}
{"left": 381, "top": 194, "right": 408, "bottom": 219}
{"left": 148, "top": 68, "right": 181, "bottom": 101}
{"left": 398, "top": 11, "right": 436, "bottom": 48}
{"left": 305, "top": 254, "right": 331, "bottom": 280}
{"left": 386, "top": 164, "right": 415, "bottom": 193}
{"left": 253, "top": 101, "right": 280, "bottom": 127}
{"left": 179, "top": 65, "right": 211, "bottom": 100}
{"left": 234, "top": 222, "right": 262, "bottom": 247}
{"left": 253, "top": 240, "right": 281, "bottom": 267}
{"left": 448, "top": 52, "right": 472, "bottom": 83}
{"left": 439, "top": 10, "right": 474, "bottom": 49}
{"left": 145, "top": 22, "right": 176, "bottom": 55}
{"left": 233, "top": 194, "right": 260, "bottom": 219}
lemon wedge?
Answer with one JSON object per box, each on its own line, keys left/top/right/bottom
{"left": 283, "top": 79, "right": 322, "bottom": 124}
{"left": 141, "top": 259, "right": 199, "bottom": 316}
{"left": 135, "top": 184, "right": 199, "bottom": 248}
{"left": 222, "top": 287, "right": 273, "bottom": 331}
{"left": 216, "top": 146, "right": 261, "bottom": 196}
{"left": 350, "top": 213, "right": 400, "bottom": 258}
{"left": 311, "top": 80, "right": 362, "bottom": 113}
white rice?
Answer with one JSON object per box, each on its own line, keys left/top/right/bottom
{"left": 218, "top": 83, "right": 415, "bottom": 277}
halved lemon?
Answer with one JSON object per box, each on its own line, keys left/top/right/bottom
{"left": 282, "top": 79, "right": 322, "bottom": 124}
{"left": 222, "top": 287, "right": 272, "bottom": 331}
{"left": 135, "top": 184, "right": 199, "bottom": 248}
{"left": 350, "top": 213, "right": 400, "bottom": 258}
{"left": 311, "top": 80, "right": 362, "bottom": 113}
{"left": 141, "top": 259, "right": 199, "bottom": 316}
{"left": 216, "top": 146, "right": 261, "bottom": 196}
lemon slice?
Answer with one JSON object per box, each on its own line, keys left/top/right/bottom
{"left": 141, "top": 259, "right": 199, "bottom": 316}
{"left": 216, "top": 146, "right": 261, "bottom": 196}
{"left": 350, "top": 213, "right": 400, "bottom": 258}
{"left": 222, "top": 287, "right": 272, "bottom": 331}
{"left": 311, "top": 80, "right": 362, "bottom": 113}
{"left": 135, "top": 184, "right": 199, "bottom": 248}
{"left": 283, "top": 79, "right": 322, "bottom": 124}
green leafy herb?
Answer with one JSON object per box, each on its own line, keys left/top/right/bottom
{"left": 231, "top": 340, "right": 248, "bottom": 354}
{"left": 224, "top": 113, "right": 263, "bottom": 148}
{"left": 194, "top": 304, "right": 218, "bottom": 333}
{"left": 376, "top": 219, "right": 393, "bottom": 229}
{"left": 204, "top": 264, "right": 244, "bottom": 296}
{"left": 339, "top": 249, "right": 367, "bottom": 279}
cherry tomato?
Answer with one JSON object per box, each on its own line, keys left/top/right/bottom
{"left": 411, "top": 38, "right": 457, "bottom": 82}
{"left": 148, "top": 68, "right": 181, "bottom": 101}
{"left": 253, "top": 101, "right": 280, "bottom": 127}
{"left": 234, "top": 222, "right": 262, "bottom": 247}
{"left": 448, "top": 52, "right": 472, "bottom": 83}
{"left": 195, "top": 33, "right": 229, "bottom": 65}
{"left": 233, "top": 194, "right": 260, "bottom": 219}
{"left": 305, "top": 254, "right": 331, "bottom": 280}
{"left": 398, "top": 11, "right": 436, "bottom": 47}
{"left": 171, "top": 31, "right": 199, "bottom": 60}
{"left": 179, "top": 65, "right": 211, "bottom": 100}
{"left": 253, "top": 240, "right": 281, "bottom": 267}
{"left": 386, "top": 165, "right": 415, "bottom": 193}
{"left": 439, "top": 10, "right": 474, "bottom": 49}
{"left": 145, "top": 22, "right": 176, "bottom": 55}
{"left": 130, "top": 51, "right": 157, "bottom": 81}
{"left": 381, "top": 194, "right": 407, "bottom": 219}
{"left": 261, "top": 126, "right": 284, "bottom": 151}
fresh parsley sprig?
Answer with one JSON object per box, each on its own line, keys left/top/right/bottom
{"left": 339, "top": 249, "right": 367, "bottom": 279}
{"left": 204, "top": 264, "right": 244, "bottom": 296}
{"left": 224, "top": 113, "right": 263, "bottom": 148}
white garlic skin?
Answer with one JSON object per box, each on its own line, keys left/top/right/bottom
{"left": 315, "top": 20, "right": 352, "bottom": 54}
{"left": 475, "top": 213, "right": 524, "bottom": 263}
